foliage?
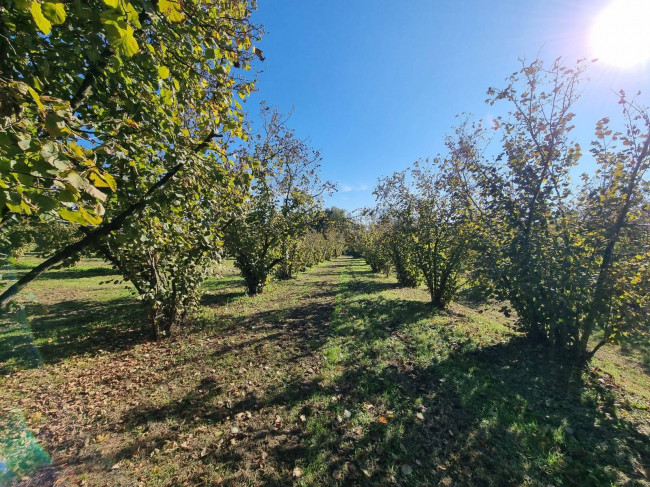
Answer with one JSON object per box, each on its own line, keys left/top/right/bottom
{"left": 371, "top": 157, "right": 476, "bottom": 307}
{"left": 1, "top": 0, "right": 257, "bottom": 226}
{"left": 352, "top": 214, "right": 392, "bottom": 276}
{"left": 411, "top": 160, "right": 476, "bottom": 307}
{"left": 275, "top": 208, "right": 350, "bottom": 278}
{"left": 0, "top": 0, "right": 260, "bottom": 310}
{"left": 0, "top": 216, "right": 79, "bottom": 262}
{"left": 1, "top": 0, "right": 261, "bottom": 324}
{"left": 372, "top": 173, "right": 421, "bottom": 287}
{"left": 225, "top": 107, "right": 333, "bottom": 295}
{"left": 98, "top": 160, "right": 248, "bottom": 338}
{"left": 460, "top": 58, "right": 650, "bottom": 360}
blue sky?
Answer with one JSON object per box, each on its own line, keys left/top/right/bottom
{"left": 247, "top": 0, "right": 650, "bottom": 211}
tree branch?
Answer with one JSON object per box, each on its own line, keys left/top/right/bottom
{"left": 0, "top": 163, "right": 183, "bottom": 309}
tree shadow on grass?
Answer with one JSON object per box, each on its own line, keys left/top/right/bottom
{"left": 119, "top": 301, "right": 648, "bottom": 486}
{"left": 32, "top": 266, "right": 120, "bottom": 281}
{"left": 109, "top": 276, "right": 342, "bottom": 479}
{"left": 617, "top": 332, "right": 650, "bottom": 375}
{"left": 1, "top": 262, "right": 119, "bottom": 284}
{"left": 200, "top": 291, "right": 247, "bottom": 307}
{"left": 262, "top": 337, "right": 650, "bottom": 486}
{"left": 97, "top": 257, "right": 650, "bottom": 485}
{"left": 0, "top": 297, "right": 149, "bottom": 373}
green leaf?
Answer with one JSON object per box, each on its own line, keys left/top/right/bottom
{"left": 15, "top": 0, "right": 32, "bottom": 12}
{"left": 17, "top": 137, "right": 31, "bottom": 151}
{"left": 30, "top": 2, "right": 52, "bottom": 35}
{"left": 40, "top": 142, "right": 58, "bottom": 162}
{"left": 104, "top": 21, "right": 139, "bottom": 58}
{"left": 45, "top": 112, "right": 69, "bottom": 136}
{"left": 64, "top": 171, "right": 86, "bottom": 191}
{"left": 32, "top": 194, "right": 59, "bottom": 211}
{"left": 41, "top": 1, "right": 66, "bottom": 25}
{"left": 57, "top": 189, "right": 77, "bottom": 203}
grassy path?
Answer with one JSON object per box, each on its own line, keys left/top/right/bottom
{"left": 1, "top": 256, "right": 649, "bottom": 486}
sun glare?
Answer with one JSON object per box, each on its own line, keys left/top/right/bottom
{"left": 590, "top": 0, "right": 650, "bottom": 68}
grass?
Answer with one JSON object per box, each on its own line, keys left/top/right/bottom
{"left": 0, "top": 256, "right": 649, "bottom": 486}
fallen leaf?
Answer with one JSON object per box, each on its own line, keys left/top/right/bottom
{"left": 378, "top": 416, "right": 388, "bottom": 424}
{"left": 300, "top": 414, "right": 307, "bottom": 422}
{"left": 343, "top": 409, "right": 352, "bottom": 419}
{"left": 293, "top": 466, "right": 303, "bottom": 478}
{"left": 416, "top": 412, "right": 424, "bottom": 420}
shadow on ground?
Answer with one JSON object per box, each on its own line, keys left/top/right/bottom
{"left": 618, "top": 332, "right": 650, "bottom": 375}
{"left": 0, "top": 296, "right": 148, "bottom": 373}
{"left": 111, "top": 258, "right": 650, "bottom": 486}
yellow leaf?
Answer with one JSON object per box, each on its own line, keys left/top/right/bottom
{"left": 79, "top": 206, "right": 102, "bottom": 225}
{"left": 59, "top": 208, "right": 87, "bottom": 225}
{"left": 124, "top": 118, "right": 140, "bottom": 128}
{"left": 30, "top": 2, "right": 52, "bottom": 35}
{"left": 157, "top": 65, "right": 170, "bottom": 79}
{"left": 118, "top": 24, "right": 139, "bottom": 58}
{"left": 102, "top": 171, "right": 117, "bottom": 192}
{"left": 158, "top": 0, "right": 185, "bottom": 22}
{"left": 104, "top": 21, "right": 139, "bottom": 58}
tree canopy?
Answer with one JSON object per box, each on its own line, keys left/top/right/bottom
{"left": 0, "top": 0, "right": 261, "bottom": 307}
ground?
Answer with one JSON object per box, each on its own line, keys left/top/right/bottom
{"left": 0, "top": 256, "right": 649, "bottom": 486}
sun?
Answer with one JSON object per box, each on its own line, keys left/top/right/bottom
{"left": 590, "top": 0, "right": 650, "bottom": 68}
